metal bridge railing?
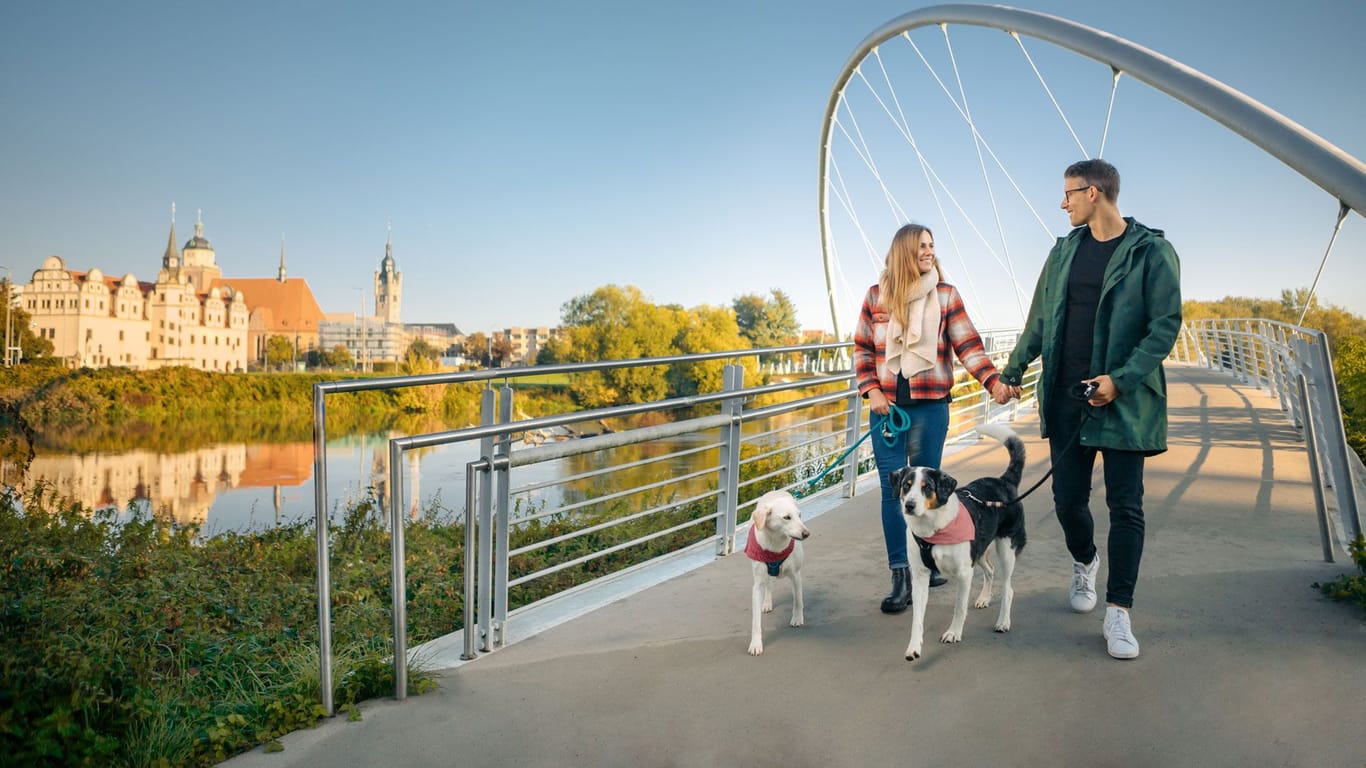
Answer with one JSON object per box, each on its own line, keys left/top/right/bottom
{"left": 309, "top": 335, "right": 1031, "bottom": 712}
{"left": 1171, "top": 318, "right": 1363, "bottom": 561}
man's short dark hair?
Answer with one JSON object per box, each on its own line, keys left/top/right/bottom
{"left": 1065, "top": 159, "right": 1120, "bottom": 202}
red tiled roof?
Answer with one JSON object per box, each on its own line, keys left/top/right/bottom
{"left": 211, "top": 277, "right": 325, "bottom": 333}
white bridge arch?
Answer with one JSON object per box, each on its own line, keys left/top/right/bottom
{"left": 819, "top": 3, "right": 1366, "bottom": 337}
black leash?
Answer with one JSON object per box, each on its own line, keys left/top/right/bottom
{"left": 957, "top": 381, "right": 1100, "bottom": 510}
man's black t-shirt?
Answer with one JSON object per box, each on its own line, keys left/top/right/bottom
{"left": 1056, "top": 225, "right": 1126, "bottom": 391}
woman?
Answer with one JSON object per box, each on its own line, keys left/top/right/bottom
{"left": 853, "top": 223, "right": 1010, "bottom": 614}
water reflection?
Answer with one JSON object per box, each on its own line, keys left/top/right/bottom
{"left": 5, "top": 407, "right": 855, "bottom": 535}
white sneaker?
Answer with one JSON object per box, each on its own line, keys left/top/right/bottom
{"left": 1069, "top": 556, "right": 1099, "bottom": 613}
{"left": 1103, "top": 606, "right": 1140, "bottom": 659}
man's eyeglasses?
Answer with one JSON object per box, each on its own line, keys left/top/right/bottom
{"left": 1063, "top": 185, "right": 1093, "bottom": 198}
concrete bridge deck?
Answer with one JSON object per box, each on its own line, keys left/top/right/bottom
{"left": 225, "top": 365, "right": 1366, "bottom": 768}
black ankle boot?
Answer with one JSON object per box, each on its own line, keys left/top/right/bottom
{"left": 929, "top": 569, "right": 947, "bottom": 588}
{"left": 880, "top": 566, "right": 912, "bottom": 614}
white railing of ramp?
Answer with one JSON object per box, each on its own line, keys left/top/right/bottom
{"left": 1172, "top": 318, "right": 1363, "bottom": 560}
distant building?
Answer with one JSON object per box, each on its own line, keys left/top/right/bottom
{"left": 499, "top": 326, "right": 555, "bottom": 363}
{"left": 317, "top": 231, "right": 412, "bottom": 368}
{"left": 19, "top": 208, "right": 325, "bottom": 371}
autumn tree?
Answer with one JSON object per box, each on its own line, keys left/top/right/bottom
{"left": 406, "top": 338, "right": 442, "bottom": 363}
{"left": 559, "top": 285, "right": 682, "bottom": 407}
{"left": 264, "top": 335, "right": 296, "bottom": 369}
{"left": 733, "top": 289, "right": 800, "bottom": 349}
{"left": 463, "top": 332, "right": 490, "bottom": 367}
{"left": 2, "top": 277, "right": 54, "bottom": 361}
{"left": 669, "top": 304, "right": 756, "bottom": 396}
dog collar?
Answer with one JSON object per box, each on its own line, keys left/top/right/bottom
{"left": 745, "top": 533, "right": 794, "bottom": 577}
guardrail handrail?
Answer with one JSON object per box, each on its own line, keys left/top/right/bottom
{"left": 1172, "top": 317, "right": 1363, "bottom": 559}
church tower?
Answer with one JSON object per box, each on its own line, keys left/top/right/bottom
{"left": 374, "top": 227, "right": 402, "bottom": 325}
{"left": 180, "top": 208, "right": 222, "bottom": 293}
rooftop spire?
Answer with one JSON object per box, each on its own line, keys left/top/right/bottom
{"left": 278, "top": 235, "right": 287, "bottom": 282}
{"left": 164, "top": 203, "right": 180, "bottom": 269}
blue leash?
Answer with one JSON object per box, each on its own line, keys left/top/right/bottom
{"left": 792, "top": 404, "right": 911, "bottom": 498}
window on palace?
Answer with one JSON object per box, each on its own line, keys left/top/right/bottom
{"left": 85, "top": 330, "right": 92, "bottom": 341}
{"left": 118, "top": 331, "right": 124, "bottom": 341}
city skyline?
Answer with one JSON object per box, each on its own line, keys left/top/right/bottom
{"left": 3, "top": 0, "right": 1363, "bottom": 335}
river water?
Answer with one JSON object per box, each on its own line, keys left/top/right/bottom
{"left": 4, "top": 408, "right": 854, "bottom": 535}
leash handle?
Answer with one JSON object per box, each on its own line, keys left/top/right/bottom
{"left": 878, "top": 403, "right": 912, "bottom": 448}
{"left": 793, "top": 403, "right": 915, "bottom": 499}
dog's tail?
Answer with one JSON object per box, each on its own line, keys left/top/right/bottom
{"left": 975, "top": 423, "right": 1026, "bottom": 489}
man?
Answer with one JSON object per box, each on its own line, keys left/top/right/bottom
{"left": 998, "top": 159, "right": 1182, "bottom": 659}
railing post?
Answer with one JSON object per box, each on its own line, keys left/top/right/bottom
{"left": 493, "top": 385, "right": 513, "bottom": 649}
{"left": 461, "top": 461, "right": 480, "bottom": 661}
{"left": 842, "top": 377, "right": 862, "bottom": 498}
{"left": 1303, "top": 333, "right": 1362, "bottom": 546}
{"left": 388, "top": 439, "right": 408, "bottom": 699}
{"left": 1296, "top": 374, "right": 1335, "bottom": 562}
{"left": 311, "top": 384, "right": 334, "bottom": 716}
{"left": 477, "top": 388, "right": 496, "bottom": 651}
{"left": 716, "top": 364, "right": 743, "bottom": 554}
{"left": 1246, "top": 320, "right": 1264, "bottom": 389}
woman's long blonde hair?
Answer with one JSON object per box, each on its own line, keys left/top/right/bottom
{"left": 879, "top": 223, "right": 944, "bottom": 327}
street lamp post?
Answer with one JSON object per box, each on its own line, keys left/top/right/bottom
{"left": 3, "top": 266, "right": 13, "bottom": 367}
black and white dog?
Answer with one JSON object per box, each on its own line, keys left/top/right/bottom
{"left": 891, "top": 423, "right": 1027, "bottom": 661}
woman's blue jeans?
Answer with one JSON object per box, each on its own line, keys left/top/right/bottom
{"left": 871, "top": 400, "right": 950, "bottom": 569}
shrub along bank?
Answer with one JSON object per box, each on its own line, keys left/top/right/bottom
{"left": 1, "top": 432, "right": 857, "bottom": 766}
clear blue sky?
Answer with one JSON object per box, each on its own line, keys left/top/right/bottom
{"left": 3, "top": 0, "right": 1362, "bottom": 336}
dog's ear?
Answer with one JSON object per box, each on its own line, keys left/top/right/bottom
{"left": 752, "top": 496, "right": 771, "bottom": 531}
{"left": 890, "top": 466, "right": 910, "bottom": 494}
{"left": 934, "top": 472, "right": 958, "bottom": 504}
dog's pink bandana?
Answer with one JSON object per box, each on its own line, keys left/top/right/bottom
{"left": 745, "top": 533, "right": 794, "bottom": 576}
{"left": 922, "top": 500, "right": 975, "bottom": 545}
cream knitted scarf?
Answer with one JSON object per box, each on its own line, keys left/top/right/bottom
{"left": 884, "top": 266, "right": 941, "bottom": 381}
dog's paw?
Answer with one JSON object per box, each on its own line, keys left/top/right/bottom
{"left": 748, "top": 640, "right": 764, "bottom": 656}
{"left": 904, "top": 643, "right": 922, "bottom": 661}
{"left": 994, "top": 619, "right": 1011, "bottom": 633}
{"left": 974, "top": 596, "right": 992, "bottom": 609}
{"left": 789, "top": 612, "right": 804, "bottom": 628}
{"left": 762, "top": 600, "right": 773, "bottom": 614}
{"left": 940, "top": 629, "right": 962, "bottom": 644}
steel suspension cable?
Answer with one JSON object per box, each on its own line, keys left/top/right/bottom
{"left": 903, "top": 32, "right": 1055, "bottom": 242}
{"left": 1098, "top": 68, "right": 1123, "bottom": 158}
{"left": 941, "top": 23, "right": 1025, "bottom": 322}
{"left": 1298, "top": 202, "right": 1351, "bottom": 326}
{"left": 1011, "top": 31, "right": 1090, "bottom": 157}
{"left": 868, "top": 47, "right": 986, "bottom": 312}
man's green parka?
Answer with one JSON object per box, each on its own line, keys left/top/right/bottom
{"left": 1001, "top": 217, "right": 1182, "bottom": 454}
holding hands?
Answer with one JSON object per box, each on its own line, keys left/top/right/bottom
{"left": 990, "top": 379, "right": 1022, "bottom": 405}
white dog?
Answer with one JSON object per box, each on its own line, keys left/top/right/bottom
{"left": 745, "top": 490, "right": 810, "bottom": 655}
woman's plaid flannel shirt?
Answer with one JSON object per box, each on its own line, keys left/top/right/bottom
{"left": 853, "top": 283, "right": 1001, "bottom": 402}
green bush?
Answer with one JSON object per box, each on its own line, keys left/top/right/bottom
{"left": 0, "top": 486, "right": 444, "bottom": 767}
{"left": 1318, "top": 535, "right": 1366, "bottom": 612}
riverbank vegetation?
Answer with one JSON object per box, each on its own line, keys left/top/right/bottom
{"left": 0, "top": 435, "right": 843, "bottom": 766}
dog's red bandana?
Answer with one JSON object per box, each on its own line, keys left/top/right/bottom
{"left": 745, "top": 533, "right": 794, "bottom": 576}
{"left": 922, "top": 500, "right": 975, "bottom": 545}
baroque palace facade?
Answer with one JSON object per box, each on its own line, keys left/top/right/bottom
{"left": 21, "top": 210, "right": 326, "bottom": 371}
